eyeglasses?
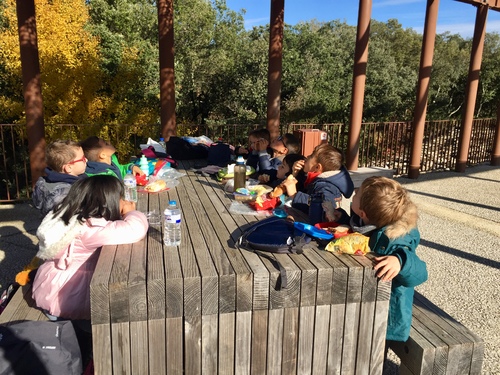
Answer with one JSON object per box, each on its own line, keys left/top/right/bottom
{"left": 67, "top": 156, "right": 87, "bottom": 165}
{"left": 275, "top": 135, "right": 287, "bottom": 148}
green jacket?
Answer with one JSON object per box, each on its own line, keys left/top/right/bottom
{"left": 84, "top": 154, "right": 133, "bottom": 180}
{"left": 368, "top": 206, "right": 428, "bottom": 342}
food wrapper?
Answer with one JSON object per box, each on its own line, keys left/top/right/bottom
{"left": 325, "top": 233, "right": 370, "bottom": 256}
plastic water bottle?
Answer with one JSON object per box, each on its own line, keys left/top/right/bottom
{"left": 123, "top": 172, "right": 138, "bottom": 202}
{"left": 139, "top": 155, "right": 150, "bottom": 177}
{"left": 164, "top": 200, "right": 181, "bottom": 246}
{"left": 159, "top": 137, "right": 166, "bottom": 152}
{"left": 233, "top": 156, "right": 246, "bottom": 191}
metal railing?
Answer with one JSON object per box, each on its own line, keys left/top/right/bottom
{"left": 0, "top": 119, "right": 496, "bottom": 202}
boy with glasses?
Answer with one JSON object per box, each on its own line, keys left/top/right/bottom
{"left": 33, "top": 140, "right": 88, "bottom": 217}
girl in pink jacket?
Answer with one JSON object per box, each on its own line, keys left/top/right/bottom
{"left": 32, "top": 175, "right": 148, "bottom": 321}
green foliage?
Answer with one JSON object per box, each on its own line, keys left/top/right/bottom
{"left": 0, "top": 0, "right": 499, "bottom": 130}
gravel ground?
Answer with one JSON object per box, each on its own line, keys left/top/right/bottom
{"left": 1, "top": 163, "right": 499, "bottom": 374}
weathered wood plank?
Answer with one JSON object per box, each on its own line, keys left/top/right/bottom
{"left": 327, "top": 304, "right": 345, "bottom": 373}
{"left": 282, "top": 307, "right": 299, "bottom": 375}
{"left": 202, "top": 314, "right": 219, "bottom": 374}
{"left": 267, "top": 308, "right": 284, "bottom": 375}
{"left": 166, "top": 317, "right": 184, "bottom": 375}
{"left": 251, "top": 309, "right": 269, "bottom": 374}
{"left": 129, "top": 236, "right": 148, "bottom": 375}
{"left": 297, "top": 305, "right": 315, "bottom": 374}
{"left": 235, "top": 310, "right": 252, "bottom": 375}
{"left": 312, "top": 304, "right": 331, "bottom": 374}
{"left": 184, "top": 314, "right": 202, "bottom": 374}
{"left": 219, "top": 312, "right": 235, "bottom": 375}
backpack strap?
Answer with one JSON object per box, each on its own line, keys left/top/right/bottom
{"left": 253, "top": 250, "right": 288, "bottom": 290}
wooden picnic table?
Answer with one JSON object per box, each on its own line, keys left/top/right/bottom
{"left": 89, "top": 160, "right": 391, "bottom": 375}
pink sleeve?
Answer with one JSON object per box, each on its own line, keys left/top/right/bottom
{"left": 84, "top": 211, "right": 149, "bottom": 249}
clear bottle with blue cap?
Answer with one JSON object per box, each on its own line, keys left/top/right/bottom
{"left": 164, "top": 200, "right": 182, "bottom": 246}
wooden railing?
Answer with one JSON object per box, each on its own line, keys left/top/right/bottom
{"left": 0, "top": 119, "right": 496, "bottom": 202}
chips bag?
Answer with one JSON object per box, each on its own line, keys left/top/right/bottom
{"left": 325, "top": 232, "right": 370, "bottom": 256}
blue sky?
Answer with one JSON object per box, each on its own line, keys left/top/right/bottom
{"left": 226, "top": 0, "right": 500, "bottom": 38}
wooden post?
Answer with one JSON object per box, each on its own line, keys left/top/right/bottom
{"left": 408, "top": 0, "right": 440, "bottom": 179}
{"left": 347, "top": 0, "right": 372, "bottom": 171}
{"left": 16, "top": 0, "right": 45, "bottom": 187}
{"left": 266, "top": 0, "right": 284, "bottom": 141}
{"left": 456, "top": 4, "right": 488, "bottom": 172}
{"left": 158, "top": 0, "right": 176, "bottom": 141}
{"left": 491, "top": 103, "right": 500, "bottom": 166}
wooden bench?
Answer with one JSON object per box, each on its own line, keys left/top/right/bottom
{"left": 389, "top": 291, "right": 484, "bottom": 375}
{"left": 0, "top": 284, "right": 48, "bottom": 326}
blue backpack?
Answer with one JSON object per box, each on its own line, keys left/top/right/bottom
{"left": 237, "top": 216, "right": 312, "bottom": 289}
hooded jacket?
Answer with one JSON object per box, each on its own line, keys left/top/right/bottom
{"left": 84, "top": 153, "right": 133, "bottom": 180}
{"left": 369, "top": 203, "right": 428, "bottom": 341}
{"left": 32, "top": 168, "right": 84, "bottom": 217}
{"left": 292, "top": 166, "right": 354, "bottom": 215}
{"left": 32, "top": 208, "right": 148, "bottom": 320}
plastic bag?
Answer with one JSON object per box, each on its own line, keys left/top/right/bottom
{"left": 325, "top": 233, "right": 370, "bottom": 256}
{"left": 228, "top": 201, "right": 271, "bottom": 216}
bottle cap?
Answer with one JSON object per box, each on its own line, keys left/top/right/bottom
{"left": 236, "top": 156, "right": 244, "bottom": 163}
{"left": 160, "top": 137, "right": 164, "bottom": 141}
{"left": 169, "top": 200, "right": 177, "bottom": 206}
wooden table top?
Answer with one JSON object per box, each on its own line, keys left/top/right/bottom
{"left": 90, "top": 159, "right": 390, "bottom": 324}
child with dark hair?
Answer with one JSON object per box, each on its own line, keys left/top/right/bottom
{"left": 267, "top": 153, "right": 306, "bottom": 188}
{"left": 31, "top": 175, "right": 148, "bottom": 321}
{"left": 351, "top": 176, "right": 427, "bottom": 344}
{"left": 235, "top": 128, "right": 274, "bottom": 173}
{"left": 282, "top": 143, "right": 354, "bottom": 223}
{"left": 258, "top": 133, "right": 302, "bottom": 185}
{"left": 80, "top": 136, "right": 143, "bottom": 179}
{"left": 33, "top": 140, "right": 88, "bottom": 217}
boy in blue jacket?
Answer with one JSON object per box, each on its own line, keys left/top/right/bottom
{"left": 282, "top": 143, "right": 354, "bottom": 223}
{"left": 351, "top": 176, "right": 428, "bottom": 343}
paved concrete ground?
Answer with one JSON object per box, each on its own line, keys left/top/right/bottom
{"left": 1, "top": 163, "right": 499, "bottom": 374}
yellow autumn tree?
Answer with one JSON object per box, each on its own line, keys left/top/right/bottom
{"left": 0, "top": 0, "right": 104, "bottom": 124}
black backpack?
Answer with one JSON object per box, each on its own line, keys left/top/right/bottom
{"left": 207, "top": 142, "right": 232, "bottom": 167}
{"left": 0, "top": 320, "right": 82, "bottom": 375}
{"left": 237, "top": 216, "right": 312, "bottom": 289}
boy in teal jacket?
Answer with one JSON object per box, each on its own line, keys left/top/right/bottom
{"left": 80, "top": 136, "right": 143, "bottom": 179}
{"left": 350, "top": 176, "right": 428, "bottom": 342}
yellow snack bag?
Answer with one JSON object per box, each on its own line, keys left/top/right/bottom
{"left": 325, "top": 233, "right": 370, "bottom": 256}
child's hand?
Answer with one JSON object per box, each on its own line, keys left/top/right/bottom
{"left": 254, "top": 138, "right": 269, "bottom": 152}
{"left": 292, "top": 159, "right": 305, "bottom": 176}
{"left": 258, "top": 174, "right": 270, "bottom": 183}
{"left": 323, "top": 201, "right": 342, "bottom": 222}
{"left": 238, "top": 146, "right": 249, "bottom": 155}
{"left": 282, "top": 175, "right": 297, "bottom": 197}
{"left": 373, "top": 255, "right": 401, "bottom": 282}
{"left": 120, "top": 199, "right": 136, "bottom": 215}
{"left": 132, "top": 165, "right": 145, "bottom": 176}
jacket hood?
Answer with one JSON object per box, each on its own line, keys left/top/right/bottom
{"left": 35, "top": 209, "right": 85, "bottom": 260}
{"left": 85, "top": 160, "right": 122, "bottom": 178}
{"left": 44, "top": 168, "right": 82, "bottom": 184}
{"left": 317, "top": 166, "right": 354, "bottom": 198}
{"left": 384, "top": 201, "right": 419, "bottom": 240}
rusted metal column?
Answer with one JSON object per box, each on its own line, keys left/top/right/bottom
{"left": 158, "top": 0, "right": 176, "bottom": 141}
{"left": 347, "top": 0, "right": 372, "bottom": 171}
{"left": 456, "top": 4, "right": 488, "bottom": 172}
{"left": 408, "top": 0, "right": 440, "bottom": 179}
{"left": 266, "top": 0, "right": 284, "bottom": 141}
{"left": 492, "top": 103, "right": 500, "bottom": 166}
{"left": 16, "top": 0, "right": 45, "bottom": 188}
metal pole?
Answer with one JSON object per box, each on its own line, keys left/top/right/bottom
{"left": 266, "top": 0, "right": 284, "bottom": 141}
{"left": 158, "top": 0, "right": 176, "bottom": 141}
{"left": 456, "top": 4, "right": 488, "bottom": 172}
{"left": 16, "top": 0, "right": 45, "bottom": 188}
{"left": 408, "top": 0, "right": 440, "bottom": 179}
{"left": 347, "top": 0, "right": 372, "bottom": 171}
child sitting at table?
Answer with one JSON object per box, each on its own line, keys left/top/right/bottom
{"left": 33, "top": 140, "right": 88, "bottom": 217}
{"left": 282, "top": 143, "right": 354, "bottom": 223}
{"left": 350, "top": 176, "right": 428, "bottom": 345}
{"left": 31, "top": 175, "right": 148, "bottom": 322}
{"left": 266, "top": 153, "right": 306, "bottom": 189}
{"left": 258, "top": 133, "right": 301, "bottom": 185}
{"left": 235, "top": 128, "right": 273, "bottom": 173}
{"left": 80, "top": 136, "right": 143, "bottom": 180}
